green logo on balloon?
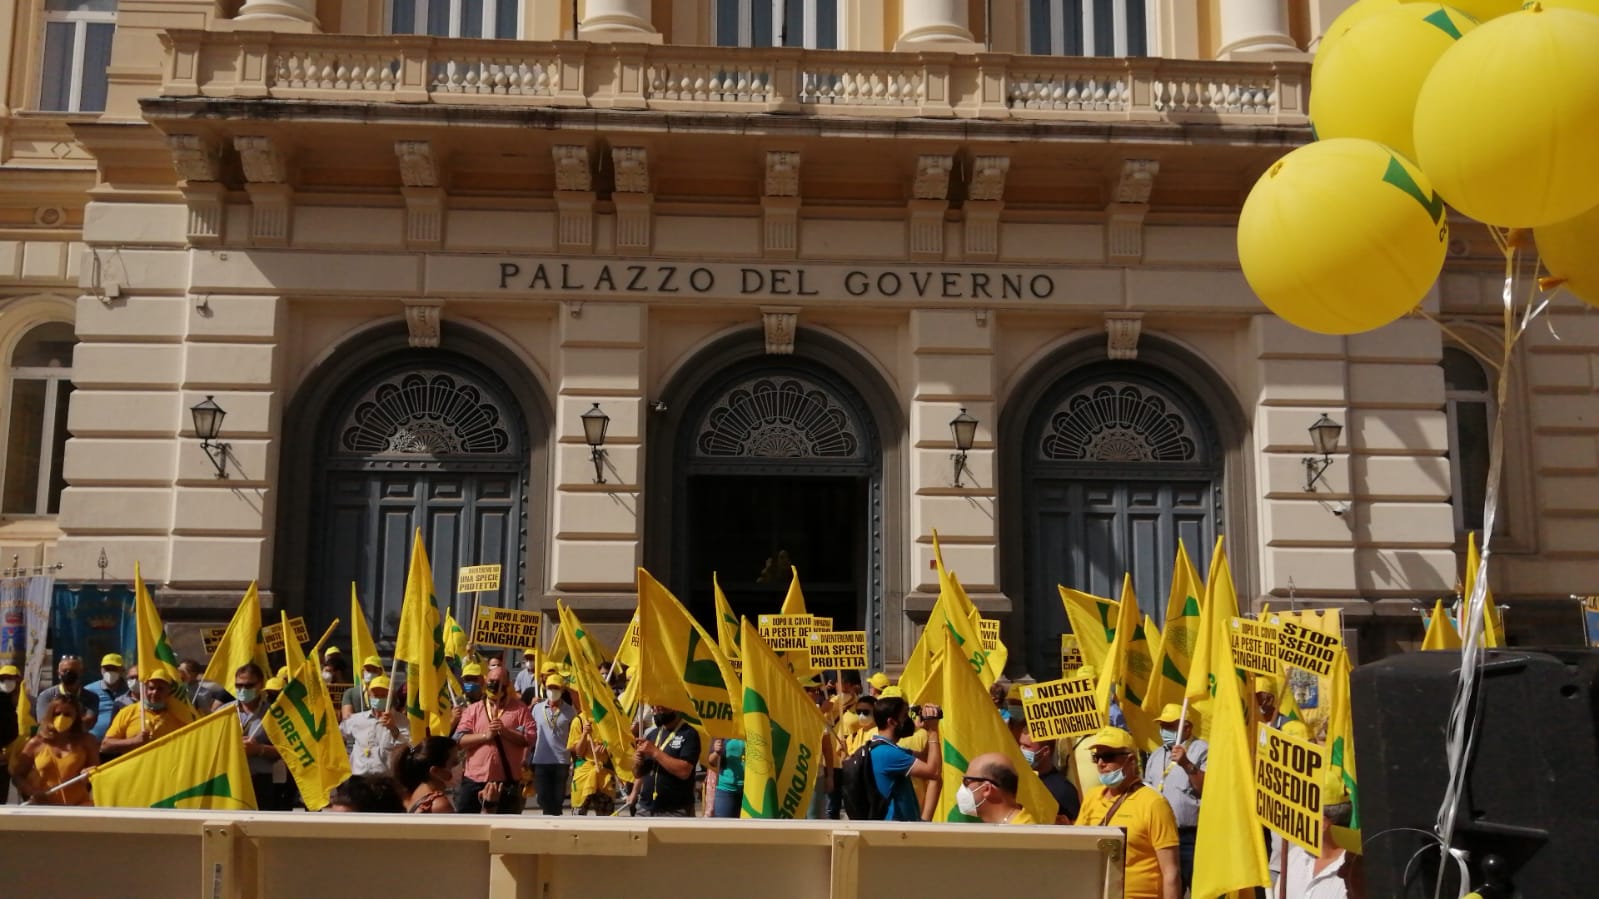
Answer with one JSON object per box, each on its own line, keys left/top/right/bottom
{"left": 1381, "top": 156, "right": 1445, "bottom": 226}
{"left": 1422, "top": 8, "right": 1465, "bottom": 41}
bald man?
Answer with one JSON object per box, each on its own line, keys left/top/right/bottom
{"left": 958, "top": 752, "right": 1035, "bottom": 825}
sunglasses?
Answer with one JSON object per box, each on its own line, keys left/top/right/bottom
{"left": 961, "top": 775, "right": 996, "bottom": 788}
{"left": 1091, "top": 751, "right": 1130, "bottom": 763}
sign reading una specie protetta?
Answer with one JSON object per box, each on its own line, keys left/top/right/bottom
{"left": 488, "top": 260, "right": 1060, "bottom": 302}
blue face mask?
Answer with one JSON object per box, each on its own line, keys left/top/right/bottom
{"left": 1160, "top": 727, "right": 1181, "bottom": 746}
{"left": 235, "top": 688, "right": 259, "bottom": 704}
{"left": 1098, "top": 767, "right": 1127, "bottom": 788}
{"left": 1021, "top": 748, "right": 1037, "bottom": 767}
{"left": 463, "top": 682, "right": 482, "bottom": 699}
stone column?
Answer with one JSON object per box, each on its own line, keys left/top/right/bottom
{"left": 1216, "top": 0, "right": 1298, "bottom": 58}
{"left": 580, "top": 0, "right": 661, "bottom": 43}
{"left": 234, "top": 0, "right": 319, "bottom": 31}
{"left": 896, "top": 0, "right": 980, "bottom": 51}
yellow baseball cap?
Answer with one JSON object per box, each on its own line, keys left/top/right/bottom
{"left": 324, "top": 646, "right": 342, "bottom": 657}
{"left": 0, "top": 665, "right": 19, "bottom": 678}
{"left": 145, "top": 667, "right": 175, "bottom": 684}
{"left": 878, "top": 685, "right": 904, "bottom": 699}
{"left": 369, "top": 675, "right": 392, "bottom": 692}
{"left": 544, "top": 674, "right": 566, "bottom": 689}
{"left": 462, "top": 662, "right": 485, "bottom": 678}
{"left": 1156, "top": 703, "right": 1191, "bottom": 725}
{"left": 265, "top": 676, "right": 285, "bottom": 692}
{"left": 362, "top": 655, "right": 383, "bottom": 670}
{"left": 1255, "top": 675, "right": 1280, "bottom": 695}
{"left": 540, "top": 661, "right": 559, "bottom": 674}
{"left": 868, "top": 672, "right": 891, "bottom": 690}
{"left": 1087, "top": 726, "right": 1136, "bottom": 753}
{"left": 100, "top": 653, "right": 125, "bottom": 668}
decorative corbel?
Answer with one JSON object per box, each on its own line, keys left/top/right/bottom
{"left": 553, "top": 144, "right": 595, "bottom": 252}
{"left": 1104, "top": 311, "right": 1144, "bottom": 361}
{"left": 1106, "top": 158, "right": 1159, "bottom": 264}
{"left": 909, "top": 154, "right": 953, "bottom": 260}
{"left": 611, "top": 146, "right": 652, "bottom": 251}
{"left": 169, "top": 135, "right": 225, "bottom": 246}
{"left": 396, "top": 140, "right": 444, "bottom": 248}
{"left": 762, "top": 150, "right": 801, "bottom": 257}
{"left": 964, "top": 155, "right": 1009, "bottom": 261}
{"left": 235, "top": 136, "right": 291, "bottom": 245}
{"left": 762, "top": 306, "right": 799, "bottom": 355}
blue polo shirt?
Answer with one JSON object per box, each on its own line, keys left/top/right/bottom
{"left": 868, "top": 736, "right": 919, "bottom": 822}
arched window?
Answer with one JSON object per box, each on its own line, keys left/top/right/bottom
{"left": 1028, "top": 0, "right": 1148, "bottom": 57}
{"left": 1442, "top": 346, "right": 1493, "bottom": 534}
{"left": 2, "top": 322, "right": 75, "bottom": 515}
{"left": 715, "top": 0, "right": 840, "bottom": 49}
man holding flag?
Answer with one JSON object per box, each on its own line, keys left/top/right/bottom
{"left": 100, "top": 669, "right": 193, "bottom": 756}
{"left": 1075, "top": 726, "right": 1181, "bottom": 899}
{"left": 231, "top": 662, "right": 287, "bottom": 810}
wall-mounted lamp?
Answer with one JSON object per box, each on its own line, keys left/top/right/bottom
{"left": 581, "top": 402, "right": 610, "bottom": 484}
{"left": 1302, "top": 412, "right": 1343, "bottom": 493}
{"left": 190, "top": 395, "right": 230, "bottom": 479}
{"left": 950, "top": 407, "right": 979, "bottom": 487}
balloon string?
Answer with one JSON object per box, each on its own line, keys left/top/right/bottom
{"left": 1410, "top": 308, "right": 1502, "bottom": 373}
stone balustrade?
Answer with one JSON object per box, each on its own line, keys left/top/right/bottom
{"left": 157, "top": 30, "right": 1309, "bottom": 126}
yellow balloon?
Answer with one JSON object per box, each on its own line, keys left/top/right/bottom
{"left": 1536, "top": 0, "right": 1599, "bottom": 13}
{"left": 1535, "top": 201, "right": 1599, "bottom": 307}
{"left": 1312, "top": 0, "right": 1401, "bottom": 81}
{"left": 1413, "top": 6, "right": 1599, "bottom": 227}
{"left": 1238, "top": 139, "right": 1448, "bottom": 335}
{"left": 1449, "top": 0, "right": 1524, "bottom": 19}
{"left": 1311, "top": 4, "right": 1476, "bottom": 161}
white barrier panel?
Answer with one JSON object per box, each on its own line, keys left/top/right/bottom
{"left": 0, "top": 808, "right": 1125, "bottom": 899}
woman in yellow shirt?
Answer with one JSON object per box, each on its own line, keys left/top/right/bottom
{"left": 9, "top": 697, "right": 100, "bottom": 805}
{"left": 568, "top": 713, "right": 619, "bottom": 815}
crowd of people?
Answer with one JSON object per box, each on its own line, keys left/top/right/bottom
{"left": 2, "top": 647, "right": 1356, "bottom": 899}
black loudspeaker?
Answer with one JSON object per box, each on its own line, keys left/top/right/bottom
{"left": 1352, "top": 648, "right": 1599, "bottom": 897}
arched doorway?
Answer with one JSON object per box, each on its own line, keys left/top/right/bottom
{"left": 283, "top": 332, "right": 540, "bottom": 647}
{"left": 647, "top": 330, "right": 900, "bottom": 665}
{"left": 1016, "top": 359, "right": 1226, "bottom": 678}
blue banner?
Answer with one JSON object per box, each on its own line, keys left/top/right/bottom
{"left": 50, "top": 584, "right": 136, "bottom": 669}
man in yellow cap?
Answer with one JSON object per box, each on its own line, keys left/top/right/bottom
{"left": 341, "top": 674, "right": 406, "bottom": 776}
{"left": 1075, "top": 726, "right": 1180, "bottom": 899}
{"left": 867, "top": 672, "right": 891, "bottom": 697}
{"left": 1272, "top": 768, "right": 1354, "bottom": 899}
{"left": 341, "top": 654, "right": 387, "bottom": 722}
{"left": 513, "top": 647, "right": 540, "bottom": 696}
{"left": 1144, "top": 703, "right": 1206, "bottom": 892}
{"left": 1257, "top": 674, "right": 1291, "bottom": 728}
{"left": 100, "top": 667, "right": 197, "bottom": 757}
{"left": 528, "top": 672, "right": 576, "bottom": 815}
{"left": 84, "top": 652, "right": 131, "bottom": 741}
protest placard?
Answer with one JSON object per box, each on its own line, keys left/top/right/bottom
{"left": 456, "top": 564, "right": 502, "bottom": 593}
{"left": 806, "top": 630, "right": 868, "bottom": 669}
{"left": 262, "top": 617, "right": 310, "bottom": 654}
{"left": 1255, "top": 725, "right": 1326, "bottom": 855}
{"left": 758, "top": 614, "right": 814, "bottom": 651}
{"left": 1274, "top": 618, "right": 1340, "bottom": 677}
{"left": 1020, "top": 674, "right": 1101, "bottom": 742}
{"left": 979, "top": 618, "right": 1000, "bottom": 651}
{"left": 811, "top": 617, "right": 832, "bottom": 632}
{"left": 472, "top": 606, "right": 541, "bottom": 650}
{"left": 1229, "top": 617, "right": 1281, "bottom": 676}
{"left": 1059, "top": 634, "right": 1084, "bottom": 673}
{"left": 200, "top": 626, "right": 228, "bottom": 655}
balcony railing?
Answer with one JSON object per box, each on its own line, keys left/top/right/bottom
{"left": 157, "top": 30, "right": 1308, "bottom": 127}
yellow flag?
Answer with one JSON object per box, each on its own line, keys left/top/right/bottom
{"left": 1097, "top": 573, "right": 1159, "bottom": 751}
{"left": 739, "top": 619, "right": 825, "bottom": 818}
{"left": 1190, "top": 543, "right": 1271, "bottom": 899}
{"left": 900, "top": 534, "right": 1000, "bottom": 703}
{"left": 91, "top": 707, "right": 257, "bottom": 809}
{"left": 263, "top": 627, "right": 351, "bottom": 811}
{"left": 1325, "top": 645, "right": 1361, "bottom": 843}
{"left": 714, "top": 574, "right": 742, "bottom": 663}
{"left": 779, "top": 566, "right": 807, "bottom": 616}
{"left": 1422, "top": 599, "right": 1463, "bottom": 651}
{"left": 1143, "top": 540, "right": 1204, "bottom": 718}
{"left": 394, "top": 530, "right": 450, "bottom": 744}
{"left": 444, "top": 612, "right": 470, "bottom": 662}
{"left": 1465, "top": 532, "right": 1504, "bottom": 647}
{"left": 13, "top": 684, "right": 36, "bottom": 750}
{"left": 636, "top": 568, "right": 742, "bottom": 746}
{"left": 351, "top": 583, "right": 379, "bottom": 699}
{"left": 1058, "top": 586, "right": 1120, "bottom": 676}
{"left": 614, "top": 609, "right": 641, "bottom": 670}
{"left": 934, "top": 628, "right": 1058, "bottom": 824}
{"left": 134, "top": 563, "right": 181, "bottom": 685}
{"left": 556, "top": 601, "right": 635, "bottom": 781}
{"left": 202, "top": 582, "right": 269, "bottom": 689}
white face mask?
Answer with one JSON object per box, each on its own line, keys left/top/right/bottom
{"left": 362, "top": 671, "right": 376, "bottom": 684}
{"left": 104, "top": 670, "right": 124, "bottom": 686}
{"left": 545, "top": 688, "right": 564, "bottom": 703}
{"left": 523, "top": 660, "right": 536, "bottom": 671}
{"left": 955, "top": 784, "right": 983, "bottom": 816}
{"left": 322, "top": 670, "right": 335, "bottom": 682}
{"left": 0, "top": 680, "right": 16, "bottom": 694}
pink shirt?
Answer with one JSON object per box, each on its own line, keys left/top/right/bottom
{"left": 455, "top": 696, "right": 533, "bottom": 783}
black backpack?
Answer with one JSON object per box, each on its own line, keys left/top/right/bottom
{"left": 839, "top": 738, "right": 889, "bottom": 821}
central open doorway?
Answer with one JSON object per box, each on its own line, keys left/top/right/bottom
{"left": 665, "top": 359, "right": 884, "bottom": 660}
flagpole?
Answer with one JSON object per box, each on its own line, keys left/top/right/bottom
{"left": 22, "top": 770, "right": 92, "bottom": 805}
{"left": 308, "top": 619, "right": 340, "bottom": 660}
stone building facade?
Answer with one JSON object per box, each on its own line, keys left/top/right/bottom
{"left": 1, "top": 0, "right": 1594, "bottom": 670}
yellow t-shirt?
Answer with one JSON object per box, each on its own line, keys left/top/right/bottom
{"left": 104, "top": 702, "right": 195, "bottom": 743}
{"left": 566, "top": 718, "right": 614, "bottom": 809}
{"left": 1076, "top": 783, "right": 1180, "bottom": 899}
{"left": 1004, "top": 807, "right": 1038, "bottom": 825}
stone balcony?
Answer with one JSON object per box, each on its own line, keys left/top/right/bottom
{"left": 157, "top": 30, "right": 1309, "bottom": 127}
